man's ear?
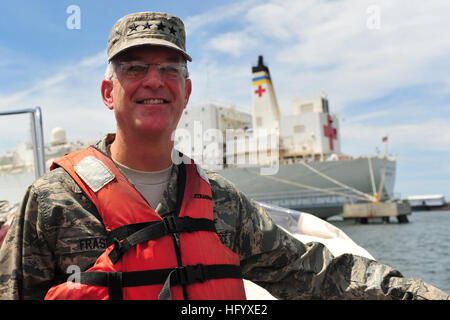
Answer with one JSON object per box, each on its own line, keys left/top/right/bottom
{"left": 101, "top": 79, "right": 114, "bottom": 110}
{"left": 184, "top": 78, "right": 192, "bottom": 109}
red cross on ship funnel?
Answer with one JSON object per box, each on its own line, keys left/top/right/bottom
{"left": 254, "top": 85, "right": 266, "bottom": 97}
{"left": 323, "top": 114, "right": 337, "bottom": 150}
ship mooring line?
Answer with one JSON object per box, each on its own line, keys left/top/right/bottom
{"left": 377, "top": 158, "right": 388, "bottom": 198}
{"left": 243, "top": 168, "right": 371, "bottom": 202}
{"left": 368, "top": 157, "right": 377, "bottom": 197}
{"left": 298, "top": 161, "right": 376, "bottom": 202}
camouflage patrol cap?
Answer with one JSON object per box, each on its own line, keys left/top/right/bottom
{"left": 107, "top": 12, "right": 192, "bottom": 62}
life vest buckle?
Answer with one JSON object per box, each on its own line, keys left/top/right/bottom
{"left": 190, "top": 264, "right": 207, "bottom": 284}
{"left": 163, "top": 215, "right": 179, "bottom": 233}
{"left": 175, "top": 264, "right": 207, "bottom": 286}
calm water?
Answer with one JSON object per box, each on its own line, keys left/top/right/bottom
{"left": 0, "top": 171, "right": 36, "bottom": 204}
{"left": 329, "top": 210, "right": 450, "bottom": 295}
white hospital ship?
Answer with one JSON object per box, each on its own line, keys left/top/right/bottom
{"left": 174, "top": 56, "right": 396, "bottom": 219}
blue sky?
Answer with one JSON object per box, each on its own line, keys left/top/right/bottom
{"left": 0, "top": 0, "right": 449, "bottom": 200}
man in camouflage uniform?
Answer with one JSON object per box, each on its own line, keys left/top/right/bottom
{"left": 0, "top": 11, "right": 448, "bottom": 300}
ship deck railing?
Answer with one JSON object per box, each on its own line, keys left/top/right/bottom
{"left": 248, "top": 187, "right": 390, "bottom": 207}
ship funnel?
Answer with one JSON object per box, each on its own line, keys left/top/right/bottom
{"left": 252, "top": 55, "right": 270, "bottom": 74}
{"left": 251, "top": 56, "right": 280, "bottom": 134}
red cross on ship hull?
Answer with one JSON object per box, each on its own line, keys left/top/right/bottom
{"left": 323, "top": 114, "right": 337, "bottom": 150}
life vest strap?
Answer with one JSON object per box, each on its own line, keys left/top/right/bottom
{"left": 107, "top": 271, "right": 123, "bottom": 300}
{"left": 106, "top": 221, "right": 160, "bottom": 246}
{"left": 108, "top": 216, "right": 217, "bottom": 264}
{"left": 62, "top": 264, "right": 242, "bottom": 300}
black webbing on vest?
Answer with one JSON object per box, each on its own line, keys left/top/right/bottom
{"left": 107, "top": 216, "right": 217, "bottom": 264}
{"left": 63, "top": 264, "right": 242, "bottom": 300}
{"left": 106, "top": 221, "right": 157, "bottom": 246}
{"left": 107, "top": 271, "right": 123, "bottom": 300}
{"left": 175, "top": 160, "right": 186, "bottom": 215}
{"left": 170, "top": 160, "right": 188, "bottom": 299}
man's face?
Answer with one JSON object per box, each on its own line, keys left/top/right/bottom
{"left": 102, "top": 45, "right": 192, "bottom": 139}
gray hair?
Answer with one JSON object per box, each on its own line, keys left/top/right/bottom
{"left": 105, "top": 61, "right": 116, "bottom": 81}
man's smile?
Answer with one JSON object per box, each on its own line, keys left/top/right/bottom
{"left": 136, "top": 98, "right": 169, "bottom": 105}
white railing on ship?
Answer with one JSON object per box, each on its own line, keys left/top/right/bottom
{"left": 250, "top": 186, "right": 354, "bottom": 199}
{"left": 0, "top": 107, "right": 46, "bottom": 179}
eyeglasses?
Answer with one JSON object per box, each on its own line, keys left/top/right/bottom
{"left": 116, "top": 61, "right": 189, "bottom": 80}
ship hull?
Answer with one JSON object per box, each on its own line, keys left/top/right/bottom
{"left": 217, "top": 156, "right": 396, "bottom": 219}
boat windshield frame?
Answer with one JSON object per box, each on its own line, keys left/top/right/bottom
{"left": 0, "top": 107, "right": 46, "bottom": 179}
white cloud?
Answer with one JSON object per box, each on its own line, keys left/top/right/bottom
{"left": 188, "top": 59, "right": 251, "bottom": 107}
{"left": 207, "top": 31, "right": 258, "bottom": 57}
{"left": 196, "top": 0, "right": 450, "bottom": 110}
{"left": 341, "top": 118, "right": 450, "bottom": 156}
{"left": 345, "top": 110, "right": 391, "bottom": 123}
{"left": 184, "top": 0, "right": 260, "bottom": 35}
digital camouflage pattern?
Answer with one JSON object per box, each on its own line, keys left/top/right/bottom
{"left": 0, "top": 134, "right": 448, "bottom": 300}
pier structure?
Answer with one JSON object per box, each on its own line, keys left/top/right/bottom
{"left": 343, "top": 202, "right": 411, "bottom": 224}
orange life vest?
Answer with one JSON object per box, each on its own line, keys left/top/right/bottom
{"left": 44, "top": 146, "right": 246, "bottom": 300}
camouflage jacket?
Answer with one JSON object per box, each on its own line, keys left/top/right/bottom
{"left": 0, "top": 134, "right": 448, "bottom": 300}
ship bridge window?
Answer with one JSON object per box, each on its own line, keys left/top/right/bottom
{"left": 322, "top": 98, "right": 329, "bottom": 113}
{"left": 301, "top": 104, "right": 313, "bottom": 113}
{"left": 294, "top": 125, "right": 305, "bottom": 133}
